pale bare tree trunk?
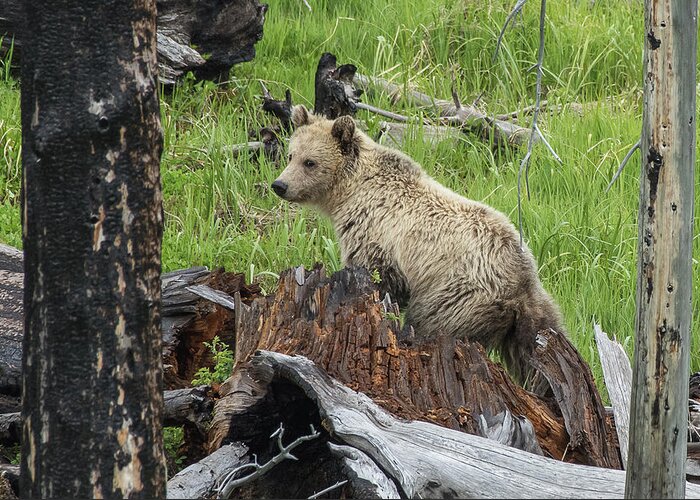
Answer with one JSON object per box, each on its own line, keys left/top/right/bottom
{"left": 625, "top": 1, "right": 697, "bottom": 498}
{"left": 19, "top": 0, "right": 166, "bottom": 497}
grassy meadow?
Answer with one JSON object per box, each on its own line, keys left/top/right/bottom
{"left": 1, "top": 0, "right": 699, "bottom": 392}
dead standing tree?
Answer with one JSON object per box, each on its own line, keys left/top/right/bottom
{"left": 625, "top": 0, "right": 697, "bottom": 498}
{"left": 20, "top": 0, "right": 166, "bottom": 496}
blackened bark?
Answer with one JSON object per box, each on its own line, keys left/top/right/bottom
{"left": 0, "top": 0, "right": 267, "bottom": 84}
{"left": 313, "top": 53, "right": 362, "bottom": 119}
{"left": 20, "top": 0, "right": 166, "bottom": 497}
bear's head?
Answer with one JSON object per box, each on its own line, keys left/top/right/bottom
{"left": 271, "top": 105, "right": 359, "bottom": 207}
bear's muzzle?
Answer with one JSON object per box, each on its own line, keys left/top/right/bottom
{"left": 271, "top": 180, "right": 289, "bottom": 198}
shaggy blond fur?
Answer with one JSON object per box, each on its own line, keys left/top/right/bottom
{"left": 272, "top": 105, "right": 566, "bottom": 385}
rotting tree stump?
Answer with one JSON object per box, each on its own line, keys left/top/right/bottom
{"left": 210, "top": 264, "right": 621, "bottom": 469}
{"left": 2, "top": 242, "right": 628, "bottom": 497}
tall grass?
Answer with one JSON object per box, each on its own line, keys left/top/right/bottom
{"left": 0, "top": 0, "right": 698, "bottom": 389}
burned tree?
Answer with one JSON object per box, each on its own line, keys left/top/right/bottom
{"left": 20, "top": 0, "right": 165, "bottom": 496}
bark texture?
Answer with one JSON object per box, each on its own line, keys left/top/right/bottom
{"left": 626, "top": 1, "right": 697, "bottom": 498}
{"left": 19, "top": 0, "right": 166, "bottom": 496}
{"left": 0, "top": 0, "right": 267, "bottom": 84}
{"left": 210, "top": 265, "right": 620, "bottom": 469}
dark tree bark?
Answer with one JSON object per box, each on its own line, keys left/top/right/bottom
{"left": 0, "top": 0, "right": 267, "bottom": 84}
{"left": 20, "top": 0, "right": 166, "bottom": 497}
{"left": 313, "top": 52, "right": 362, "bottom": 119}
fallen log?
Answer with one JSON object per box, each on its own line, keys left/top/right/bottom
{"left": 376, "top": 120, "right": 469, "bottom": 148}
{"left": 0, "top": 412, "right": 19, "bottom": 445}
{"left": 0, "top": 245, "right": 261, "bottom": 394}
{"left": 257, "top": 53, "right": 535, "bottom": 154}
{"left": 210, "top": 264, "right": 620, "bottom": 469}
{"left": 163, "top": 386, "right": 214, "bottom": 433}
{"left": 166, "top": 442, "right": 249, "bottom": 500}
{"left": 0, "top": 244, "right": 22, "bottom": 396}
{"left": 0, "top": 387, "right": 211, "bottom": 448}
{"left": 354, "top": 73, "right": 534, "bottom": 147}
{"left": 0, "top": 0, "right": 267, "bottom": 84}
{"left": 227, "top": 350, "right": 700, "bottom": 498}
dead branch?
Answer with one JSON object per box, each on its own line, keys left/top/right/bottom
{"left": 606, "top": 139, "right": 640, "bottom": 192}
{"left": 354, "top": 73, "right": 533, "bottom": 147}
{"left": 307, "top": 479, "right": 349, "bottom": 499}
{"left": 354, "top": 101, "right": 412, "bottom": 123}
{"left": 493, "top": 0, "right": 528, "bottom": 61}
{"left": 217, "top": 423, "right": 321, "bottom": 499}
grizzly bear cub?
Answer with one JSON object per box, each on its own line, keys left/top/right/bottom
{"left": 272, "top": 105, "right": 567, "bottom": 387}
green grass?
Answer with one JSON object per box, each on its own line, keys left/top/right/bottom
{"left": 1, "top": 0, "right": 699, "bottom": 393}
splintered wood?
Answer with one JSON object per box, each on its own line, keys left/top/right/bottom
{"left": 213, "top": 264, "right": 620, "bottom": 468}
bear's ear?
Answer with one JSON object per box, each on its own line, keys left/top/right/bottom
{"left": 331, "top": 115, "right": 356, "bottom": 153}
{"left": 291, "top": 105, "right": 311, "bottom": 128}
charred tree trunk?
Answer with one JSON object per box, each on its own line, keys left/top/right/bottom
{"left": 626, "top": 1, "right": 697, "bottom": 498}
{"left": 19, "top": 0, "right": 166, "bottom": 496}
{"left": 0, "top": 0, "right": 267, "bottom": 84}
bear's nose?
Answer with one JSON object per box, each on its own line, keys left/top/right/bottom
{"left": 271, "top": 180, "right": 288, "bottom": 197}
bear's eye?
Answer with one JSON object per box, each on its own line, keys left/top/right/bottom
{"left": 303, "top": 159, "right": 316, "bottom": 169}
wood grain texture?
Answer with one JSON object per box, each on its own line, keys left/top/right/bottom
{"left": 328, "top": 442, "right": 401, "bottom": 499}
{"left": 627, "top": 1, "right": 697, "bottom": 497}
{"left": 594, "top": 324, "right": 632, "bottom": 468}
{"left": 252, "top": 350, "right": 700, "bottom": 499}
{"left": 211, "top": 264, "right": 619, "bottom": 468}
{"left": 166, "top": 442, "right": 249, "bottom": 499}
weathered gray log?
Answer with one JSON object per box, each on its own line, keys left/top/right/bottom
{"left": 166, "top": 442, "right": 249, "bottom": 499}
{"left": 250, "top": 350, "right": 700, "bottom": 499}
{"left": 626, "top": 1, "right": 697, "bottom": 497}
{"left": 186, "top": 285, "right": 236, "bottom": 311}
{"left": 594, "top": 324, "right": 632, "bottom": 468}
{"left": 0, "top": 0, "right": 267, "bottom": 84}
{"left": 477, "top": 410, "right": 543, "bottom": 456}
{"left": 376, "top": 120, "right": 468, "bottom": 148}
{"left": 0, "top": 412, "right": 19, "bottom": 445}
{"left": 327, "top": 442, "right": 400, "bottom": 499}
{"left": 163, "top": 386, "right": 214, "bottom": 434}
{"left": 354, "top": 73, "right": 533, "bottom": 147}
{"left": 0, "top": 244, "right": 22, "bottom": 395}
